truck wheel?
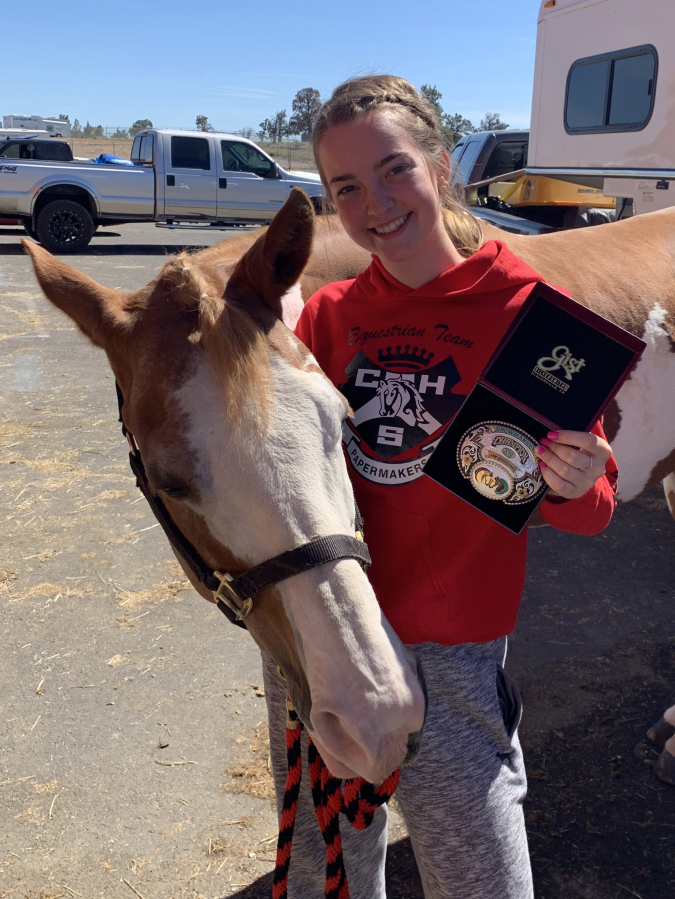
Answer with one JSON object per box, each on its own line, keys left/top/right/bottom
{"left": 36, "top": 200, "right": 95, "bottom": 253}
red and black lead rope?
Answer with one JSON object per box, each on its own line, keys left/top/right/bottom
{"left": 273, "top": 699, "right": 400, "bottom": 899}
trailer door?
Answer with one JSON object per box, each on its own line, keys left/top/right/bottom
{"left": 163, "top": 135, "right": 217, "bottom": 217}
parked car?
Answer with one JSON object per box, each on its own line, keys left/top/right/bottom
{"left": 0, "top": 129, "right": 325, "bottom": 252}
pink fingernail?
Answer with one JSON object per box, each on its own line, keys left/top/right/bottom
{"left": 536, "top": 446, "right": 546, "bottom": 456}
{"left": 548, "top": 431, "right": 559, "bottom": 440}
{"left": 540, "top": 437, "right": 551, "bottom": 448}
{"left": 539, "top": 461, "right": 547, "bottom": 469}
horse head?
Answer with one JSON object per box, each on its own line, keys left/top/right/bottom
{"left": 23, "top": 189, "right": 426, "bottom": 783}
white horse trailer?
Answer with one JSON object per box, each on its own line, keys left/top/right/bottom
{"left": 527, "top": 0, "right": 675, "bottom": 215}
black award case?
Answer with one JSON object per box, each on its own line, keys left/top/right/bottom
{"left": 424, "top": 282, "right": 646, "bottom": 534}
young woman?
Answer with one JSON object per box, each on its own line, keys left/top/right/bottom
{"left": 262, "top": 75, "right": 617, "bottom": 899}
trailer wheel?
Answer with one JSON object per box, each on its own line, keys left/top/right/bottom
{"left": 36, "top": 199, "right": 95, "bottom": 253}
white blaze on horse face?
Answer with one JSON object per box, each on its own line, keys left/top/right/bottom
{"left": 612, "top": 304, "right": 675, "bottom": 501}
{"left": 177, "top": 350, "right": 425, "bottom": 782}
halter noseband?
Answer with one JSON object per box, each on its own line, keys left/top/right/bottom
{"left": 115, "top": 383, "right": 371, "bottom": 628}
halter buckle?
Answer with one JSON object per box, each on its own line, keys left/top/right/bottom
{"left": 213, "top": 571, "right": 253, "bottom": 621}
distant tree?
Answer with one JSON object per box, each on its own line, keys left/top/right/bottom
{"left": 129, "top": 119, "right": 153, "bottom": 137}
{"left": 82, "top": 121, "right": 95, "bottom": 138}
{"left": 420, "top": 84, "right": 444, "bottom": 123}
{"left": 442, "top": 112, "right": 476, "bottom": 147}
{"left": 111, "top": 128, "right": 130, "bottom": 139}
{"left": 93, "top": 124, "right": 105, "bottom": 138}
{"left": 71, "top": 118, "right": 83, "bottom": 137}
{"left": 289, "top": 87, "right": 321, "bottom": 137}
{"left": 479, "top": 112, "right": 509, "bottom": 131}
{"left": 195, "top": 115, "right": 214, "bottom": 132}
{"left": 260, "top": 111, "right": 289, "bottom": 144}
{"left": 58, "top": 113, "right": 70, "bottom": 124}
{"left": 237, "top": 127, "right": 255, "bottom": 139}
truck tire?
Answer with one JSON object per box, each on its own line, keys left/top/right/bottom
{"left": 36, "top": 199, "right": 95, "bottom": 253}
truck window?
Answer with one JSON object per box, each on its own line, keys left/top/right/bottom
{"left": 171, "top": 136, "right": 210, "bottom": 170}
{"left": 565, "top": 45, "right": 657, "bottom": 133}
{"left": 131, "top": 134, "right": 143, "bottom": 161}
{"left": 482, "top": 141, "right": 528, "bottom": 181}
{"left": 221, "top": 141, "right": 274, "bottom": 177}
{"left": 35, "top": 142, "right": 72, "bottom": 161}
{"left": 139, "top": 134, "right": 154, "bottom": 164}
{"left": 455, "top": 138, "right": 483, "bottom": 185}
{"left": 0, "top": 143, "right": 20, "bottom": 158}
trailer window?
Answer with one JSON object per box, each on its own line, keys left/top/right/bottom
{"left": 565, "top": 45, "right": 657, "bottom": 134}
{"left": 171, "top": 136, "right": 210, "bottom": 170}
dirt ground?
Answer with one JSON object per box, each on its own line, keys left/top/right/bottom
{"left": 0, "top": 222, "right": 673, "bottom": 899}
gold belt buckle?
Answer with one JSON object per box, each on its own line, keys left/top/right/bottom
{"left": 213, "top": 571, "right": 253, "bottom": 621}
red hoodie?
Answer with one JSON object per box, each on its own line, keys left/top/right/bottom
{"left": 296, "top": 241, "right": 617, "bottom": 646}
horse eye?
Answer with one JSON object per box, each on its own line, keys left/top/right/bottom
{"left": 161, "top": 485, "right": 189, "bottom": 500}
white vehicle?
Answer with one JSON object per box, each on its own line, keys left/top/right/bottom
{"left": 0, "top": 129, "right": 325, "bottom": 252}
{"left": 527, "top": 0, "right": 675, "bottom": 216}
{"left": 2, "top": 115, "right": 71, "bottom": 138}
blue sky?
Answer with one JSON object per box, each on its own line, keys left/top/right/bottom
{"left": 4, "top": 0, "right": 543, "bottom": 132}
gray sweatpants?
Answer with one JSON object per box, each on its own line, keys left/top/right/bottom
{"left": 262, "top": 639, "right": 533, "bottom": 899}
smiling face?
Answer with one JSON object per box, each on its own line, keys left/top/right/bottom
{"left": 316, "top": 109, "right": 463, "bottom": 287}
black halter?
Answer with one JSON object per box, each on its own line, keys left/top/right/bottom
{"left": 115, "top": 383, "right": 371, "bottom": 629}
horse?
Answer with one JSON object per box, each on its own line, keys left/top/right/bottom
{"left": 22, "top": 189, "right": 427, "bottom": 786}
{"left": 22, "top": 193, "right": 675, "bottom": 775}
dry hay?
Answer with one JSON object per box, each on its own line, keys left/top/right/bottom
{"left": 33, "top": 780, "right": 59, "bottom": 795}
{"left": 116, "top": 561, "right": 191, "bottom": 608}
{"left": 223, "top": 727, "right": 275, "bottom": 801}
{"left": 0, "top": 569, "right": 18, "bottom": 592}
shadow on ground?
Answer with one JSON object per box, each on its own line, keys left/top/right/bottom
{"left": 224, "top": 837, "right": 422, "bottom": 898}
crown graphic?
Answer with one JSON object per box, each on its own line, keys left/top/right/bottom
{"left": 377, "top": 345, "right": 434, "bottom": 370}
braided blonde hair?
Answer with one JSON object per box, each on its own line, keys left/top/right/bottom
{"left": 312, "top": 74, "right": 482, "bottom": 258}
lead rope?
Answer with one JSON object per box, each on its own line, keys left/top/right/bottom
{"left": 272, "top": 698, "right": 400, "bottom": 899}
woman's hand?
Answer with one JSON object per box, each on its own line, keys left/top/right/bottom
{"left": 536, "top": 429, "right": 612, "bottom": 500}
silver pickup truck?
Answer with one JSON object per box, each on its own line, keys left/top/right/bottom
{"left": 0, "top": 129, "right": 325, "bottom": 253}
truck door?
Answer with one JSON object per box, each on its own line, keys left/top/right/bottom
{"left": 217, "top": 140, "right": 287, "bottom": 220}
{"left": 163, "top": 135, "right": 217, "bottom": 217}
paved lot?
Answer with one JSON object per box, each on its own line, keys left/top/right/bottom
{"left": 0, "top": 223, "right": 674, "bottom": 899}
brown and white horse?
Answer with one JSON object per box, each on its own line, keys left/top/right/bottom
{"left": 22, "top": 192, "right": 675, "bottom": 780}
{"left": 23, "top": 190, "right": 426, "bottom": 784}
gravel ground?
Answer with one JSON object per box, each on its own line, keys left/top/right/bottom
{"left": 0, "top": 223, "right": 673, "bottom": 899}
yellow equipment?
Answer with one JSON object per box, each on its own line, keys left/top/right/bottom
{"left": 489, "top": 175, "right": 615, "bottom": 209}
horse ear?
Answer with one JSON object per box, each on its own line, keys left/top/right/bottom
{"left": 22, "top": 240, "right": 127, "bottom": 347}
{"left": 230, "top": 187, "right": 315, "bottom": 319}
